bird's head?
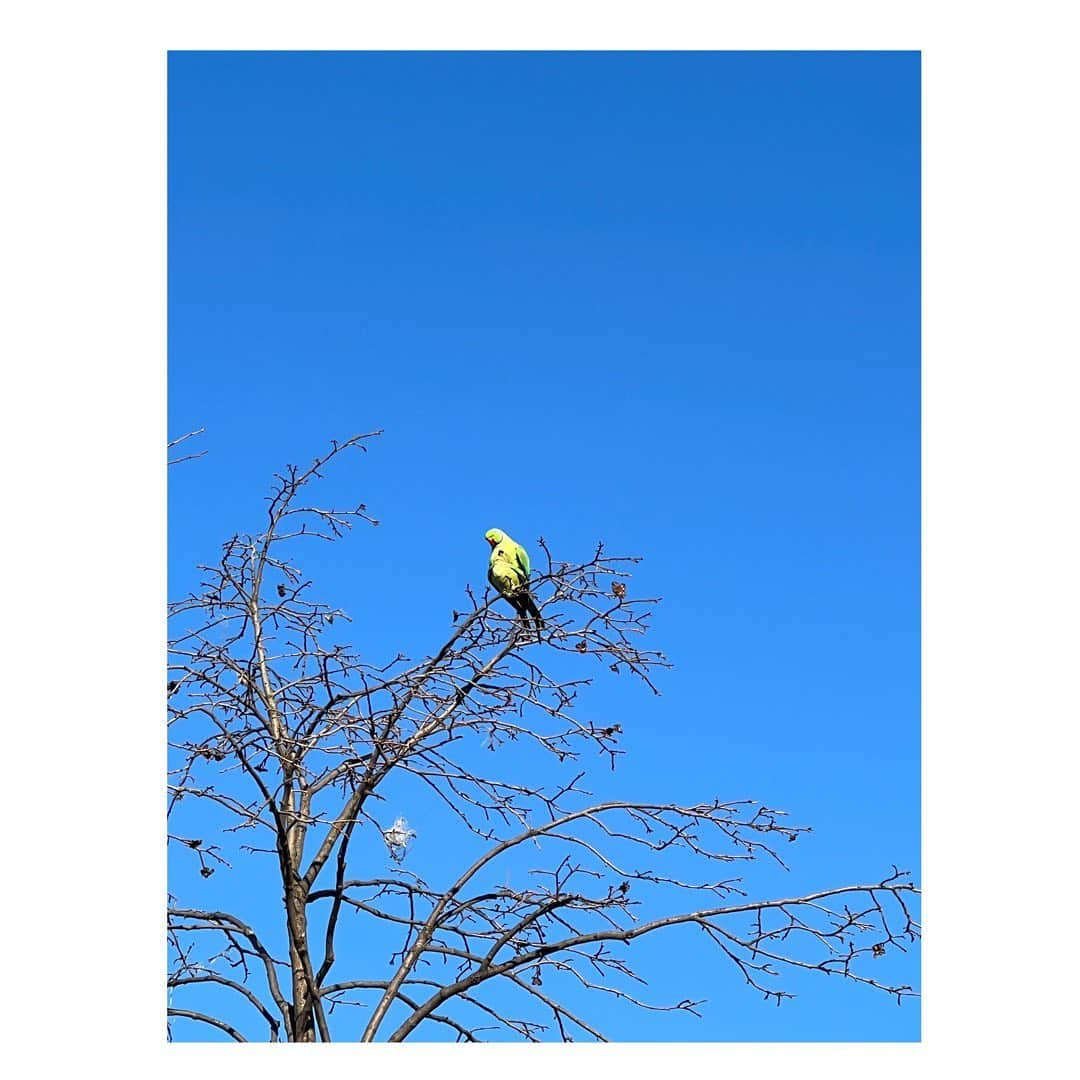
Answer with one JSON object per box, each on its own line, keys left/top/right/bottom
{"left": 484, "top": 528, "right": 505, "bottom": 548}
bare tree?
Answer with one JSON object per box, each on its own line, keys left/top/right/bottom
{"left": 167, "top": 432, "right": 919, "bottom": 1042}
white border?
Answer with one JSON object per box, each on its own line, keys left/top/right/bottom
{"left": 5, "top": 2, "right": 1076, "bottom": 1076}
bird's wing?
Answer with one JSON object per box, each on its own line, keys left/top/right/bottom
{"left": 514, "top": 543, "right": 531, "bottom": 579}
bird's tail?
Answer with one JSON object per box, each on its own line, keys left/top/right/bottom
{"left": 523, "top": 592, "right": 544, "bottom": 630}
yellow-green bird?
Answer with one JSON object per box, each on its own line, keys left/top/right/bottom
{"left": 485, "top": 528, "right": 544, "bottom": 629}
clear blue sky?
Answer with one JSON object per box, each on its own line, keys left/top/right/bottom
{"left": 168, "top": 51, "right": 920, "bottom": 1041}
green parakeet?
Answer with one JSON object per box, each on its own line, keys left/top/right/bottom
{"left": 485, "top": 528, "right": 544, "bottom": 629}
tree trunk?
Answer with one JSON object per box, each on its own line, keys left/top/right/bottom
{"left": 287, "top": 884, "right": 317, "bottom": 1042}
